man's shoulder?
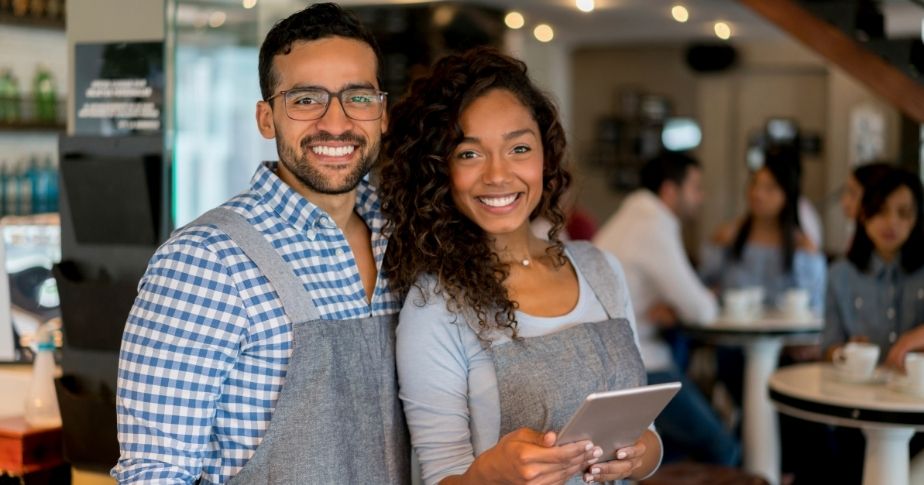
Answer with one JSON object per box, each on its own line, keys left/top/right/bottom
{"left": 157, "top": 196, "right": 262, "bottom": 257}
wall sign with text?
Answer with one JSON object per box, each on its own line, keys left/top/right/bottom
{"left": 74, "top": 42, "right": 164, "bottom": 136}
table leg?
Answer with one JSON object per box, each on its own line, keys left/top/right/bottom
{"left": 861, "top": 427, "right": 914, "bottom": 485}
{"left": 742, "top": 337, "right": 783, "bottom": 485}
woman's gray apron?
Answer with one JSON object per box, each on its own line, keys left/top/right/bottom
{"left": 490, "top": 241, "right": 646, "bottom": 485}
{"left": 193, "top": 208, "right": 410, "bottom": 484}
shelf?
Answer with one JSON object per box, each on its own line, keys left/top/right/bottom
{"left": 0, "top": 121, "right": 64, "bottom": 132}
{"left": 0, "top": 12, "right": 64, "bottom": 31}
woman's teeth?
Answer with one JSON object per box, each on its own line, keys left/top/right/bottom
{"left": 479, "top": 194, "right": 518, "bottom": 207}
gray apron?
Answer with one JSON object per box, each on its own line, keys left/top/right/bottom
{"left": 491, "top": 241, "right": 646, "bottom": 485}
{"left": 191, "top": 208, "right": 410, "bottom": 485}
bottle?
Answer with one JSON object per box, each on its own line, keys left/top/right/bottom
{"left": 24, "top": 322, "right": 61, "bottom": 428}
{"left": 32, "top": 67, "right": 56, "bottom": 123}
{"left": 46, "top": 155, "right": 58, "bottom": 212}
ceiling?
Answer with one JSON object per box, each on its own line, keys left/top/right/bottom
{"left": 179, "top": 0, "right": 924, "bottom": 48}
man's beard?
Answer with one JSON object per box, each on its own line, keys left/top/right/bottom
{"left": 276, "top": 132, "right": 378, "bottom": 195}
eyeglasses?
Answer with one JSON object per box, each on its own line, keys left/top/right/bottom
{"left": 266, "top": 87, "right": 387, "bottom": 121}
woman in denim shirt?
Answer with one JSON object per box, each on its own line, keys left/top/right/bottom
{"left": 703, "top": 147, "right": 826, "bottom": 313}
{"left": 822, "top": 168, "right": 924, "bottom": 362}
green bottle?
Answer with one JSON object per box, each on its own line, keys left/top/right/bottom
{"left": 33, "top": 67, "right": 56, "bottom": 123}
{"left": 0, "top": 70, "right": 21, "bottom": 123}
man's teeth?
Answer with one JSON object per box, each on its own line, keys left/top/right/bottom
{"left": 479, "top": 194, "right": 518, "bottom": 207}
{"left": 312, "top": 145, "right": 355, "bottom": 157}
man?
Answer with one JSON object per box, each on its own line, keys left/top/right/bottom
{"left": 594, "top": 152, "right": 739, "bottom": 465}
{"left": 112, "top": 4, "right": 409, "bottom": 483}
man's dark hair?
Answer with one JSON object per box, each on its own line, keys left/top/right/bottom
{"left": 639, "top": 151, "right": 701, "bottom": 195}
{"left": 258, "top": 2, "right": 383, "bottom": 101}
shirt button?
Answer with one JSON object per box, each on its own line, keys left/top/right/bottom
{"left": 337, "top": 247, "right": 348, "bottom": 255}
{"left": 854, "top": 297, "right": 863, "bottom": 309}
{"left": 887, "top": 308, "right": 895, "bottom": 320}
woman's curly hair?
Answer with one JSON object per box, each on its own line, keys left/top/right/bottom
{"left": 378, "top": 47, "right": 572, "bottom": 338}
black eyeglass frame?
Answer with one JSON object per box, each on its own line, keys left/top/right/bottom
{"left": 265, "top": 87, "right": 388, "bottom": 121}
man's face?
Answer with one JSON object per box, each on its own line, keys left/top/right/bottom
{"left": 674, "top": 166, "right": 705, "bottom": 221}
{"left": 256, "top": 36, "right": 387, "bottom": 195}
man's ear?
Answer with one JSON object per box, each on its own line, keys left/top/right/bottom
{"left": 256, "top": 100, "right": 276, "bottom": 139}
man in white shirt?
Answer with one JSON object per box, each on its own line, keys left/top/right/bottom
{"left": 594, "top": 152, "right": 739, "bottom": 465}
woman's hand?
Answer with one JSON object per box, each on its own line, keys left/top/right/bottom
{"left": 452, "top": 428, "right": 597, "bottom": 485}
{"left": 886, "top": 325, "right": 924, "bottom": 371}
{"left": 581, "top": 429, "right": 661, "bottom": 483}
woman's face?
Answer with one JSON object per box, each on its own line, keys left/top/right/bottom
{"left": 841, "top": 175, "right": 863, "bottom": 220}
{"left": 449, "top": 88, "right": 544, "bottom": 238}
{"left": 748, "top": 168, "right": 786, "bottom": 219}
{"left": 863, "top": 185, "right": 917, "bottom": 258}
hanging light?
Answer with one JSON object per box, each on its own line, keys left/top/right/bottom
{"left": 714, "top": 21, "right": 731, "bottom": 40}
{"left": 576, "top": 0, "right": 594, "bottom": 13}
{"left": 208, "top": 11, "right": 226, "bottom": 28}
{"left": 671, "top": 5, "right": 689, "bottom": 23}
{"left": 534, "top": 24, "right": 554, "bottom": 42}
{"left": 504, "top": 11, "right": 525, "bottom": 29}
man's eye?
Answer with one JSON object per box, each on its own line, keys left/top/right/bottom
{"left": 291, "top": 94, "right": 324, "bottom": 105}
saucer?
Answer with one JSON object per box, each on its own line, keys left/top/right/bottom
{"left": 831, "top": 367, "right": 885, "bottom": 384}
{"left": 886, "top": 373, "right": 924, "bottom": 398}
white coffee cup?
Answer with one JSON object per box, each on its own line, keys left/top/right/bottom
{"left": 744, "top": 286, "right": 765, "bottom": 316}
{"left": 724, "top": 289, "right": 753, "bottom": 320}
{"left": 832, "top": 342, "right": 880, "bottom": 382}
{"left": 905, "top": 352, "right": 924, "bottom": 397}
{"left": 780, "top": 288, "right": 810, "bottom": 318}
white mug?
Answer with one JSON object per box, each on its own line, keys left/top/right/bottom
{"left": 724, "top": 289, "right": 754, "bottom": 320}
{"left": 905, "top": 352, "right": 924, "bottom": 397}
{"left": 832, "top": 342, "right": 880, "bottom": 381}
{"left": 780, "top": 288, "right": 810, "bottom": 317}
{"left": 745, "top": 286, "right": 765, "bottom": 316}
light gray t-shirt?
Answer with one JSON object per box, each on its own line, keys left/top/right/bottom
{"left": 396, "top": 249, "right": 640, "bottom": 485}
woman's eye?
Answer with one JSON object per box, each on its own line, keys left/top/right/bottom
{"left": 512, "top": 145, "right": 531, "bottom": 154}
{"left": 457, "top": 150, "right": 478, "bottom": 160}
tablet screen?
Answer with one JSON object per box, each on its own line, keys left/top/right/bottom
{"left": 555, "top": 382, "right": 681, "bottom": 461}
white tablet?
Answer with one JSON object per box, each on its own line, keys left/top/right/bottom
{"left": 555, "top": 382, "right": 681, "bottom": 461}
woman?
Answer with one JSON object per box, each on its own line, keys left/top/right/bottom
{"left": 379, "top": 48, "right": 662, "bottom": 485}
{"left": 840, "top": 162, "right": 892, "bottom": 247}
{"left": 704, "top": 147, "right": 826, "bottom": 313}
{"left": 823, "top": 167, "right": 924, "bottom": 361}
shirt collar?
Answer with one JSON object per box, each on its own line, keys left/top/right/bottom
{"left": 870, "top": 253, "right": 901, "bottom": 282}
{"left": 633, "top": 189, "right": 680, "bottom": 231}
{"left": 250, "top": 161, "right": 383, "bottom": 238}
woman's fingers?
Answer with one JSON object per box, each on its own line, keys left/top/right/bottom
{"left": 581, "top": 442, "right": 648, "bottom": 483}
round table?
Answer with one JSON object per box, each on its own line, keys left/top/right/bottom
{"left": 769, "top": 362, "right": 924, "bottom": 485}
{"left": 685, "top": 311, "right": 822, "bottom": 485}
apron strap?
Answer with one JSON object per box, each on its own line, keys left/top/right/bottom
{"left": 187, "top": 207, "right": 322, "bottom": 323}
{"left": 565, "top": 240, "right": 623, "bottom": 319}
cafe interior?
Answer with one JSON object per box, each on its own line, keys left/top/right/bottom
{"left": 1, "top": 0, "right": 923, "bottom": 484}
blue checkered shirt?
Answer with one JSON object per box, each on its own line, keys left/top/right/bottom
{"left": 111, "top": 162, "right": 401, "bottom": 484}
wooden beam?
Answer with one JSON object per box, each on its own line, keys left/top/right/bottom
{"left": 739, "top": 0, "right": 924, "bottom": 123}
